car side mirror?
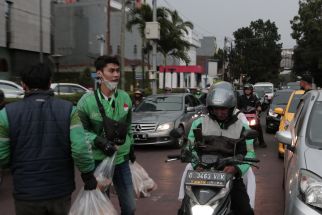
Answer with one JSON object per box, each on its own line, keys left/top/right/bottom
{"left": 274, "top": 107, "right": 284, "bottom": 116}
{"left": 276, "top": 131, "right": 294, "bottom": 151}
{"left": 185, "top": 106, "right": 195, "bottom": 113}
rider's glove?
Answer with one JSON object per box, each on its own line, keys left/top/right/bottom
{"left": 129, "top": 145, "right": 136, "bottom": 163}
{"left": 81, "top": 171, "right": 97, "bottom": 190}
{"left": 94, "top": 136, "right": 117, "bottom": 156}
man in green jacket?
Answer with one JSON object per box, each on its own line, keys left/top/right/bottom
{"left": 77, "top": 55, "right": 135, "bottom": 215}
{"left": 179, "top": 87, "right": 255, "bottom": 215}
{"left": 0, "top": 63, "right": 97, "bottom": 215}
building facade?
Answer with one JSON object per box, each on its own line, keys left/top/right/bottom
{"left": 0, "top": 0, "right": 51, "bottom": 80}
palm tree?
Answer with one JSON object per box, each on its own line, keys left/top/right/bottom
{"left": 127, "top": 4, "right": 169, "bottom": 87}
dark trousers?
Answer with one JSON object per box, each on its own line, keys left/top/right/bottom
{"left": 258, "top": 123, "right": 265, "bottom": 145}
{"left": 15, "top": 195, "right": 71, "bottom": 215}
{"left": 231, "top": 178, "right": 254, "bottom": 215}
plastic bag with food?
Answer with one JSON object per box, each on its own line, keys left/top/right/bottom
{"left": 94, "top": 152, "right": 117, "bottom": 189}
{"left": 130, "top": 161, "right": 157, "bottom": 198}
{"left": 69, "top": 188, "right": 117, "bottom": 215}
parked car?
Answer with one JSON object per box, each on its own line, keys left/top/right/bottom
{"left": 266, "top": 89, "right": 293, "bottom": 133}
{"left": 50, "top": 83, "right": 90, "bottom": 95}
{"left": 132, "top": 93, "right": 205, "bottom": 147}
{"left": 287, "top": 81, "right": 301, "bottom": 90}
{"left": 0, "top": 80, "right": 24, "bottom": 98}
{"left": 275, "top": 90, "right": 304, "bottom": 158}
{"left": 276, "top": 90, "right": 322, "bottom": 215}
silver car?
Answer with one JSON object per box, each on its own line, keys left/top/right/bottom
{"left": 132, "top": 93, "right": 205, "bottom": 147}
{"left": 276, "top": 90, "right": 322, "bottom": 215}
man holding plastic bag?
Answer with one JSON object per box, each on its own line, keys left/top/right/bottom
{"left": 77, "top": 56, "right": 136, "bottom": 215}
{"left": 0, "top": 63, "right": 97, "bottom": 215}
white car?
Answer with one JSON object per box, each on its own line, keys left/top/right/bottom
{"left": 50, "top": 83, "right": 90, "bottom": 95}
{"left": 0, "top": 80, "right": 24, "bottom": 98}
{"left": 254, "top": 82, "right": 274, "bottom": 101}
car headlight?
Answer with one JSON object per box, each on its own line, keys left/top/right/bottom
{"left": 156, "top": 122, "right": 174, "bottom": 131}
{"left": 191, "top": 205, "right": 214, "bottom": 215}
{"left": 268, "top": 109, "right": 278, "bottom": 117}
{"left": 299, "top": 169, "right": 322, "bottom": 209}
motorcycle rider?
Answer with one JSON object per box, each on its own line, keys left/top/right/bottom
{"left": 180, "top": 87, "right": 255, "bottom": 215}
{"left": 238, "top": 84, "right": 267, "bottom": 148}
{"left": 133, "top": 89, "right": 144, "bottom": 109}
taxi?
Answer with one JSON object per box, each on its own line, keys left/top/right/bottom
{"left": 275, "top": 90, "right": 304, "bottom": 158}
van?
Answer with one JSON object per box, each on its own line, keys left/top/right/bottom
{"left": 253, "top": 82, "right": 274, "bottom": 101}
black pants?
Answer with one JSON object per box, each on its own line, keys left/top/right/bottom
{"left": 231, "top": 178, "right": 254, "bottom": 215}
{"left": 258, "top": 123, "right": 265, "bottom": 145}
{"left": 15, "top": 195, "right": 71, "bottom": 215}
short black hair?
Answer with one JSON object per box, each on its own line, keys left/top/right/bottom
{"left": 21, "top": 63, "right": 52, "bottom": 90}
{"left": 94, "top": 55, "right": 120, "bottom": 71}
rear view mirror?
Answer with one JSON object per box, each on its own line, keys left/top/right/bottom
{"left": 169, "top": 127, "right": 184, "bottom": 138}
{"left": 242, "top": 129, "right": 258, "bottom": 140}
{"left": 276, "top": 131, "right": 292, "bottom": 146}
{"left": 185, "top": 106, "right": 195, "bottom": 112}
{"left": 274, "top": 107, "right": 284, "bottom": 115}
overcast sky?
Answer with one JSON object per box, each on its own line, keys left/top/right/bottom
{"left": 146, "top": 0, "right": 299, "bottom": 49}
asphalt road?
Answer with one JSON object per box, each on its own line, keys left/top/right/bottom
{"left": 0, "top": 120, "right": 284, "bottom": 215}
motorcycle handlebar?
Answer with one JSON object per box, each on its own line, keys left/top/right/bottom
{"left": 167, "top": 154, "right": 181, "bottom": 159}
{"left": 243, "top": 157, "right": 260, "bottom": 163}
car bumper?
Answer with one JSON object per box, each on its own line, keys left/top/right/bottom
{"left": 287, "top": 197, "right": 321, "bottom": 215}
{"left": 266, "top": 116, "right": 280, "bottom": 131}
{"left": 133, "top": 130, "right": 177, "bottom": 146}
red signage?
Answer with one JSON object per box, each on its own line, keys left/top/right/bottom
{"left": 159, "top": 65, "right": 204, "bottom": 74}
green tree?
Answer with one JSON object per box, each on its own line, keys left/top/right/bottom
{"left": 291, "top": 0, "right": 322, "bottom": 86}
{"left": 229, "top": 19, "right": 282, "bottom": 84}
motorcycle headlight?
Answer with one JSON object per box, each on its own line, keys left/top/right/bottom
{"left": 299, "top": 169, "right": 322, "bottom": 209}
{"left": 156, "top": 122, "right": 174, "bottom": 131}
{"left": 191, "top": 205, "right": 214, "bottom": 215}
{"left": 268, "top": 109, "right": 278, "bottom": 117}
{"left": 249, "top": 119, "right": 257, "bottom": 126}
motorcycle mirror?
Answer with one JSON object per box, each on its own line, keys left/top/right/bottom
{"left": 169, "top": 127, "right": 184, "bottom": 138}
{"left": 242, "top": 129, "right": 258, "bottom": 140}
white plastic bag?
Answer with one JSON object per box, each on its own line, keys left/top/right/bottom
{"left": 130, "top": 161, "right": 157, "bottom": 198}
{"left": 94, "top": 153, "right": 117, "bottom": 189}
{"left": 69, "top": 188, "right": 117, "bottom": 215}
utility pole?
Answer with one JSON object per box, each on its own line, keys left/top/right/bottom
{"left": 39, "top": 0, "right": 43, "bottom": 63}
{"left": 120, "top": 0, "right": 126, "bottom": 90}
{"left": 151, "top": 0, "right": 157, "bottom": 94}
{"left": 106, "top": 0, "right": 111, "bottom": 55}
{"left": 223, "top": 37, "right": 227, "bottom": 81}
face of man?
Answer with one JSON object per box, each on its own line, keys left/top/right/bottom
{"left": 210, "top": 107, "right": 230, "bottom": 121}
{"left": 98, "top": 63, "right": 120, "bottom": 91}
{"left": 244, "top": 88, "right": 251, "bottom": 95}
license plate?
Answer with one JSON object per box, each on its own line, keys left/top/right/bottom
{"left": 133, "top": 133, "right": 148, "bottom": 140}
{"left": 185, "top": 170, "right": 227, "bottom": 187}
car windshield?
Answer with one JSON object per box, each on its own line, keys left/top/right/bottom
{"left": 135, "top": 96, "right": 183, "bottom": 112}
{"left": 287, "top": 83, "right": 301, "bottom": 90}
{"left": 254, "top": 86, "right": 273, "bottom": 93}
{"left": 307, "top": 101, "right": 322, "bottom": 147}
{"left": 288, "top": 94, "right": 302, "bottom": 113}
{"left": 272, "top": 91, "right": 292, "bottom": 105}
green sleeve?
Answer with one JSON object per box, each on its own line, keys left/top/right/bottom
{"left": 127, "top": 105, "right": 134, "bottom": 145}
{"left": 0, "top": 109, "right": 10, "bottom": 167}
{"left": 76, "top": 95, "right": 97, "bottom": 144}
{"left": 236, "top": 123, "right": 256, "bottom": 176}
{"left": 70, "top": 107, "right": 95, "bottom": 173}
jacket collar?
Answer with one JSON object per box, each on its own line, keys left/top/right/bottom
{"left": 24, "top": 89, "right": 55, "bottom": 98}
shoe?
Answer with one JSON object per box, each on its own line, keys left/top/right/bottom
{"left": 259, "top": 142, "right": 267, "bottom": 148}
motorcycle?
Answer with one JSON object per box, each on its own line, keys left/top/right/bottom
{"left": 167, "top": 128, "right": 259, "bottom": 215}
{"left": 242, "top": 106, "right": 260, "bottom": 130}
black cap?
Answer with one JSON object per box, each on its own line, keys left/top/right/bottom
{"left": 300, "top": 73, "right": 313, "bottom": 84}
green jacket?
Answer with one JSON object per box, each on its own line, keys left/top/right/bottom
{"left": 77, "top": 89, "right": 133, "bottom": 165}
{"left": 0, "top": 107, "right": 95, "bottom": 173}
{"left": 187, "top": 116, "right": 255, "bottom": 176}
